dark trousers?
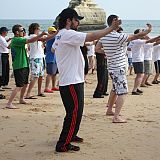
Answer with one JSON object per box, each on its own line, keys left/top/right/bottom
{"left": 1, "top": 53, "right": 10, "bottom": 86}
{"left": 93, "top": 53, "right": 108, "bottom": 96}
{"left": 56, "top": 83, "right": 84, "bottom": 151}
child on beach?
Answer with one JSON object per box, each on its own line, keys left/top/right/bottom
{"left": 6, "top": 24, "right": 47, "bottom": 109}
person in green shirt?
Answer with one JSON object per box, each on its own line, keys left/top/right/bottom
{"left": 6, "top": 24, "right": 47, "bottom": 109}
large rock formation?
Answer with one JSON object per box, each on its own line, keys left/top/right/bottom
{"left": 54, "top": 0, "right": 106, "bottom": 31}
{"left": 69, "top": 0, "right": 107, "bottom": 31}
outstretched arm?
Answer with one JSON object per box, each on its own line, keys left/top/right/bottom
{"left": 127, "top": 24, "right": 152, "bottom": 42}
{"left": 85, "top": 19, "right": 121, "bottom": 42}
{"left": 26, "top": 31, "right": 48, "bottom": 44}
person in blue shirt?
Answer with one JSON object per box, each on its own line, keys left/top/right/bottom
{"left": 44, "top": 26, "right": 59, "bottom": 93}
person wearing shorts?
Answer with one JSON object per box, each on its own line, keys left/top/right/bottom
{"left": 141, "top": 38, "right": 154, "bottom": 86}
{"left": 25, "top": 23, "right": 56, "bottom": 99}
{"left": 44, "top": 26, "right": 59, "bottom": 93}
{"left": 130, "top": 30, "right": 160, "bottom": 95}
{"left": 6, "top": 24, "right": 46, "bottom": 109}
{"left": 97, "top": 15, "right": 152, "bottom": 123}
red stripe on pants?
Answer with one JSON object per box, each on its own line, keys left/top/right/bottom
{"left": 62, "top": 85, "right": 79, "bottom": 150}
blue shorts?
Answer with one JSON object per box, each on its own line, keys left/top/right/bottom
{"left": 46, "top": 62, "right": 58, "bottom": 75}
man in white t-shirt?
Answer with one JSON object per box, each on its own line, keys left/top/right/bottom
{"left": 141, "top": 36, "right": 154, "bottom": 86}
{"left": 0, "top": 27, "right": 11, "bottom": 90}
{"left": 96, "top": 15, "right": 152, "bottom": 123}
{"left": 52, "top": 8, "right": 121, "bottom": 152}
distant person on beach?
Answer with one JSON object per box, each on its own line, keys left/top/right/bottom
{"left": 141, "top": 36, "right": 154, "bottom": 87}
{"left": 93, "top": 40, "right": 109, "bottom": 98}
{"left": 44, "top": 26, "right": 59, "bottom": 93}
{"left": 152, "top": 43, "right": 160, "bottom": 84}
{"left": 0, "top": 50, "right": 5, "bottom": 99}
{"left": 96, "top": 15, "right": 152, "bottom": 123}
{"left": 52, "top": 8, "right": 120, "bottom": 152}
{"left": 86, "top": 41, "right": 96, "bottom": 74}
{"left": 25, "top": 23, "right": 56, "bottom": 99}
{"left": 80, "top": 45, "right": 89, "bottom": 82}
{"left": 0, "top": 27, "right": 11, "bottom": 90}
{"left": 129, "top": 29, "right": 160, "bottom": 95}
{"left": 6, "top": 24, "right": 47, "bottom": 109}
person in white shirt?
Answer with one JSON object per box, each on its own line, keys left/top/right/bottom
{"left": 25, "top": 23, "right": 56, "bottom": 99}
{"left": 96, "top": 15, "right": 152, "bottom": 123}
{"left": 86, "top": 41, "right": 96, "bottom": 74}
{"left": 152, "top": 43, "right": 160, "bottom": 84}
{"left": 0, "top": 27, "right": 11, "bottom": 90}
{"left": 52, "top": 8, "right": 121, "bottom": 152}
{"left": 128, "top": 29, "right": 160, "bottom": 95}
{"left": 141, "top": 36, "right": 154, "bottom": 86}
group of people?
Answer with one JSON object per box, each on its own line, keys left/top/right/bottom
{"left": 0, "top": 8, "right": 160, "bottom": 153}
{"left": 0, "top": 24, "right": 59, "bottom": 108}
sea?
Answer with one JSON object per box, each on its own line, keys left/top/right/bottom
{"left": 0, "top": 19, "right": 160, "bottom": 38}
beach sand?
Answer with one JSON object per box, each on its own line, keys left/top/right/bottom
{"left": 0, "top": 73, "right": 160, "bottom": 160}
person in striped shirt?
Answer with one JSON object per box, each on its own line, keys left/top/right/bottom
{"left": 96, "top": 15, "right": 152, "bottom": 123}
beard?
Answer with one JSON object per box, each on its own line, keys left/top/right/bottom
{"left": 70, "top": 21, "right": 78, "bottom": 31}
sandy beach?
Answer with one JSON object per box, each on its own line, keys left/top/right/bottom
{"left": 0, "top": 73, "right": 160, "bottom": 160}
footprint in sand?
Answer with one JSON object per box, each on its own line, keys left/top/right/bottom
{"left": 137, "top": 119, "right": 156, "bottom": 123}
{"left": 29, "top": 108, "right": 46, "bottom": 112}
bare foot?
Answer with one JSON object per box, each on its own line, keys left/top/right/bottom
{"left": 106, "top": 111, "right": 115, "bottom": 116}
{"left": 113, "top": 117, "right": 127, "bottom": 123}
{"left": 19, "top": 99, "right": 27, "bottom": 104}
{"left": 6, "top": 104, "right": 19, "bottom": 109}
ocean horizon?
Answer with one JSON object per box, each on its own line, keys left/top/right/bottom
{"left": 0, "top": 19, "right": 160, "bottom": 37}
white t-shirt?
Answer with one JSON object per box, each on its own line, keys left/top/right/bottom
{"left": 0, "top": 35, "right": 9, "bottom": 53}
{"left": 87, "top": 44, "right": 95, "bottom": 57}
{"left": 127, "top": 51, "right": 132, "bottom": 58}
{"left": 52, "top": 29, "right": 86, "bottom": 86}
{"left": 143, "top": 43, "right": 154, "bottom": 60}
{"left": 28, "top": 34, "right": 44, "bottom": 59}
{"left": 99, "top": 31, "right": 128, "bottom": 72}
{"left": 130, "top": 39, "right": 146, "bottom": 62}
{"left": 152, "top": 44, "right": 160, "bottom": 61}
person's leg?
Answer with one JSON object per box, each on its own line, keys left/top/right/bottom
{"left": 141, "top": 74, "right": 148, "bottom": 86}
{"left": 71, "top": 83, "right": 84, "bottom": 140}
{"left": 113, "top": 95, "right": 126, "bottom": 122}
{"left": 132, "top": 73, "right": 144, "bottom": 92}
{"left": 106, "top": 90, "right": 117, "bottom": 115}
{"left": 38, "top": 76, "right": 43, "bottom": 95}
{"left": 132, "top": 62, "right": 144, "bottom": 93}
{"left": 152, "top": 61, "right": 159, "bottom": 83}
{"left": 6, "top": 54, "right": 10, "bottom": 86}
{"left": 6, "top": 87, "right": 21, "bottom": 108}
{"left": 45, "top": 74, "right": 52, "bottom": 90}
{"left": 19, "top": 84, "right": 28, "bottom": 104}
{"left": 93, "top": 54, "right": 105, "bottom": 97}
{"left": 52, "top": 75, "right": 57, "bottom": 88}
{"left": 56, "top": 83, "right": 84, "bottom": 152}
{"left": 103, "top": 59, "right": 109, "bottom": 95}
{"left": 26, "top": 77, "right": 38, "bottom": 98}
{"left": 1, "top": 54, "right": 9, "bottom": 86}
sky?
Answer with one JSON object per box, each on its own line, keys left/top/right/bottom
{"left": 0, "top": 0, "right": 160, "bottom": 20}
